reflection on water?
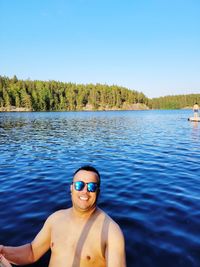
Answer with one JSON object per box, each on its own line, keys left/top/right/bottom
{"left": 0, "top": 110, "right": 200, "bottom": 267}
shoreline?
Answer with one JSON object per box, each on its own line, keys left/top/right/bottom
{"left": 0, "top": 103, "right": 149, "bottom": 112}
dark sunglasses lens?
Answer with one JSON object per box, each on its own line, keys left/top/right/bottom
{"left": 87, "top": 183, "right": 98, "bottom": 192}
{"left": 74, "top": 181, "right": 85, "bottom": 191}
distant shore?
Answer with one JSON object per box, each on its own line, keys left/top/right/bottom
{"left": 0, "top": 103, "right": 149, "bottom": 112}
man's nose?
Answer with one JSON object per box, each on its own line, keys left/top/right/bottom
{"left": 82, "top": 184, "right": 88, "bottom": 193}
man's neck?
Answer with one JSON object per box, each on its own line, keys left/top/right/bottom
{"left": 71, "top": 206, "right": 98, "bottom": 221}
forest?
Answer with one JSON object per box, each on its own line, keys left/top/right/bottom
{"left": 0, "top": 75, "right": 199, "bottom": 111}
{"left": 0, "top": 75, "right": 148, "bottom": 111}
{"left": 149, "top": 94, "right": 200, "bottom": 109}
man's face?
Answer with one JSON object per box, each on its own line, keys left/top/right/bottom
{"left": 70, "top": 170, "right": 99, "bottom": 213}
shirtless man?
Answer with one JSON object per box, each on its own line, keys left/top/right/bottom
{"left": 0, "top": 166, "right": 126, "bottom": 267}
{"left": 193, "top": 103, "right": 199, "bottom": 119}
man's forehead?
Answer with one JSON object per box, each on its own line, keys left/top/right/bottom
{"left": 73, "top": 170, "right": 99, "bottom": 181}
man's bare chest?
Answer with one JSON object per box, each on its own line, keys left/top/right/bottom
{"left": 50, "top": 221, "right": 105, "bottom": 266}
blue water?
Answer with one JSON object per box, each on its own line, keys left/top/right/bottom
{"left": 0, "top": 110, "right": 200, "bottom": 267}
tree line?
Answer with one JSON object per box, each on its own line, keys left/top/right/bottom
{"left": 0, "top": 75, "right": 148, "bottom": 111}
{"left": 0, "top": 75, "right": 199, "bottom": 111}
{"left": 149, "top": 94, "right": 200, "bottom": 109}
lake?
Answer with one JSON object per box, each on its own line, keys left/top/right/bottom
{"left": 0, "top": 110, "right": 200, "bottom": 267}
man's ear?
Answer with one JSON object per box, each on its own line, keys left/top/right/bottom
{"left": 70, "top": 184, "right": 72, "bottom": 193}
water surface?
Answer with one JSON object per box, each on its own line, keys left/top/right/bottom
{"left": 0, "top": 110, "right": 200, "bottom": 267}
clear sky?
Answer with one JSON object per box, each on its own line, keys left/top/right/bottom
{"left": 1, "top": 0, "right": 200, "bottom": 98}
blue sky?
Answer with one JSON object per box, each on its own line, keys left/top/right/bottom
{"left": 1, "top": 0, "right": 200, "bottom": 98}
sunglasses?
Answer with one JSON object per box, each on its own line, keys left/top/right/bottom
{"left": 72, "top": 181, "right": 99, "bottom": 192}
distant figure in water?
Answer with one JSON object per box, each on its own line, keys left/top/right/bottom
{"left": 0, "top": 165, "right": 126, "bottom": 267}
{"left": 193, "top": 103, "right": 199, "bottom": 119}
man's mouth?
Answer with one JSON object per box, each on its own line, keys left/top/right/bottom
{"left": 79, "top": 196, "right": 89, "bottom": 201}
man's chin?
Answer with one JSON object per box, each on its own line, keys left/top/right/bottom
{"left": 75, "top": 203, "right": 97, "bottom": 213}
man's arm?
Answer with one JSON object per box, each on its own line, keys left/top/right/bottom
{"left": 0, "top": 254, "right": 12, "bottom": 267}
{"left": 0, "top": 215, "right": 52, "bottom": 265}
{"left": 105, "top": 221, "right": 126, "bottom": 267}
{"left": 0, "top": 244, "right": 33, "bottom": 265}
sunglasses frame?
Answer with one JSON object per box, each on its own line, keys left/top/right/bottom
{"left": 72, "top": 181, "right": 100, "bottom": 192}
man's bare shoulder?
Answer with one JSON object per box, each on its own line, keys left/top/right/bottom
{"left": 46, "top": 208, "right": 72, "bottom": 225}
{"left": 97, "top": 208, "right": 122, "bottom": 234}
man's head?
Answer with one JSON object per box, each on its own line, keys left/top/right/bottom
{"left": 73, "top": 165, "right": 101, "bottom": 185}
{"left": 70, "top": 165, "right": 101, "bottom": 213}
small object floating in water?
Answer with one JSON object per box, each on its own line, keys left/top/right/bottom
{"left": 188, "top": 117, "right": 200, "bottom": 122}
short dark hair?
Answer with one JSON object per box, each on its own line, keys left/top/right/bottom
{"left": 73, "top": 165, "right": 101, "bottom": 185}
